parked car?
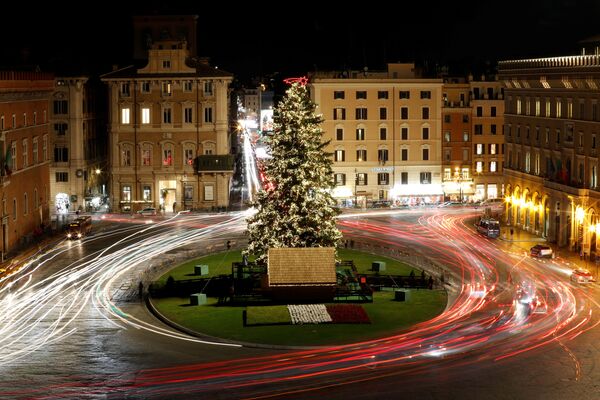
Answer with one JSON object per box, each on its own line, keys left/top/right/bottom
{"left": 530, "top": 244, "right": 553, "bottom": 258}
{"left": 137, "top": 207, "right": 157, "bottom": 216}
{"left": 570, "top": 268, "right": 595, "bottom": 284}
{"left": 437, "top": 201, "right": 463, "bottom": 208}
{"left": 481, "top": 198, "right": 504, "bottom": 207}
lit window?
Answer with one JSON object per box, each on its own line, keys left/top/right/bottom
{"left": 142, "top": 108, "right": 150, "bottom": 124}
{"left": 121, "top": 108, "right": 130, "bottom": 124}
{"left": 490, "top": 161, "right": 497, "bottom": 172}
{"left": 185, "top": 148, "right": 194, "bottom": 165}
{"left": 122, "top": 148, "right": 131, "bottom": 167}
{"left": 142, "top": 149, "right": 151, "bottom": 166}
{"left": 476, "top": 162, "right": 483, "bottom": 173}
{"left": 162, "top": 82, "right": 172, "bottom": 96}
{"left": 163, "top": 149, "right": 173, "bottom": 166}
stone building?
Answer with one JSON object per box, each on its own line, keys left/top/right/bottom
{"left": 101, "top": 39, "right": 233, "bottom": 212}
{"left": 499, "top": 45, "right": 600, "bottom": 252}
{"left": 311, "top": 64, "right": 444, "bottom": 207}
{"left": 0, "top": 71, "right": 53, "bottom": 256}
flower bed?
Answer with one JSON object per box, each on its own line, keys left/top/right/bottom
{"left": 246, "top": 305, "right": 291, "bottom": 326}
{"left": 287, "top": 304, "right": 332, "bottom": 324}
{"left": 326, "top": 304, "right": 371, "bottom": 324}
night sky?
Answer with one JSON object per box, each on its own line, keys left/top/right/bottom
{"left": 1, "top": 0, "right": 598, "bottom": 81}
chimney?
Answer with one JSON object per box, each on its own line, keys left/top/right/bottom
{"left": 112, "top": 64, "right": 119, "bottom": 71}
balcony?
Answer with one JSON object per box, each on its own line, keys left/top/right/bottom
{"left": 196, "top": 154, "right": 234, "bottom": 173}
{"left": 544, "top": 179, "right": 589, "bottom": 197}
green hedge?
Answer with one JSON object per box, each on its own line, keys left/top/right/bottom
{"left": 246, "top": 305, "right": 291, "bottom": 326}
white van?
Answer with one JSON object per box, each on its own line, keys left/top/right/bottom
{"left": 481, "top": 198, "right": 504, "bottom": 207}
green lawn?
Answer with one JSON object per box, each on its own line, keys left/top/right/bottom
{"left": 152, "top": 290, "right": 447, "bottom": 346}
{"left": 156, "top": 249, "right": 417, "bottom": 286}
{"left": 151, "top": 249, "right": 444, "bottom": 346}
{"left": 337, "top": 248, "right": 418, "bottom": 275}
{"left": 154, "top": 251, "right": 256, "bottom": 285}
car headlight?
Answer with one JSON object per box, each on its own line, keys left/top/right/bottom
{"left": 67, "top": 233, "right": 72, "bottom": 238}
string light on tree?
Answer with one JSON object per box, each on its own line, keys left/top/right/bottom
{"left": 244, "top": 77, "right": 342, "bottom": 265}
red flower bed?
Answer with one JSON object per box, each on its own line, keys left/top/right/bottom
{"left": 326, "top": 304, "right": 371, "bottom": 324}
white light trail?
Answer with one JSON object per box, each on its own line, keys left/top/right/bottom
{"left": 0, "top": 212, "right": 254, "bottom": 365}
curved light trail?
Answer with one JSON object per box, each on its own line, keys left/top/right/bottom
{"left": 1, "top": 208, "right": 598, "bottom": 399}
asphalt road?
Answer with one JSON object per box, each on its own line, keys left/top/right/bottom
{"left": 0, "top": 209, "right": 599, "bottom": 399}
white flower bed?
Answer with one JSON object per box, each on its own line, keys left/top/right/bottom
{"left": 287, "top": 304, "right": 332, "bottom": 324}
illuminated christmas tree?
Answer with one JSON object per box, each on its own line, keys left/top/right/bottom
{"left": 245, "top": 78, "right": 342, "bottom": 264}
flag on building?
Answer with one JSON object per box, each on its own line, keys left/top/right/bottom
{"left": 3, "top": 147, "right": 11, "bottom": 177}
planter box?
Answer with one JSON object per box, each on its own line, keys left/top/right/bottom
{"left": 194, "top": 264, "right": 209, "bottom": 275}
{"left": 190, "top": 293, "right": 207, "bottom": 305}
{"left": 394, "top": 289, "right": 410, "bottom": 302}
{"left": 372, "top": 261, "right": 386, "bottom": 272}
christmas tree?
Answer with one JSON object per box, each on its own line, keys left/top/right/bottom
{"left": 245, "top": 78, "right": 342, "bottom": 265}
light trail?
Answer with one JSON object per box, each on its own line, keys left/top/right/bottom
{"left": 0, "top": 212, "right": 253, "bottom": 367}
{"left": 2, "top": 207, "right": 599, "bottom": 399}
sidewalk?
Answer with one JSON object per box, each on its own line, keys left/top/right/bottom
{"left": 498, "top": 224, "right": 594, "bottom": 273}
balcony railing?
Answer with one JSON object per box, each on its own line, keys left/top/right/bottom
{"left": 196, "top": 154, "right": 234, "bottom": 173}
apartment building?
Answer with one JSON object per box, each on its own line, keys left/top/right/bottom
{"left": 0, "top": 71, "right": 53, "bottom": 256}
{"left": 311, "top": 63, "right": 444, "bottom": 207}
{"left": 499, "top": 49, "right": 600, "bottom": 253}
{"left": 50, "top": 77, "right": 107, "bottom": 214}
{"left": 441, "top": 77, "right": 505, "bottom": 202}
{"left": 101, "top": 39, "right": 233, "bottom": 212}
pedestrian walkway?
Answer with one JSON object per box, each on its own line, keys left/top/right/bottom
{"left": 498, "top": 223, "right": 598, "bottom": 277}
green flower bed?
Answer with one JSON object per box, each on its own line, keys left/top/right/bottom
{"left": 246, "top": 305, "right": 291, "bottom": 326}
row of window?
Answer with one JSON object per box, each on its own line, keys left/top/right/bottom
{"left": 507, "top": 124, "right": 597, "bottom": 149}
{"left": 333, "top": 90, "right": 433, "bottom": 100}
{"left": 120, "top": 81, "right": 214, "bottom": 97}
{"left": 120, "top": 184, "right": 215, "bottom": 202}
{"left": 118, "top": 144, "right": 214, "bottom": 167}
{"left": 0, "top": 110, "right": 46, "bottom": 131}
{"left": 512, "top": 96, "right": 599, "bottom": 121}
{"left": 6, "top": 188, "right": 41, "bottom": 221}
{"left": 333, "top": 107, "right": 430, "bottom": 120}
{"left": 334, "top": 148, "right": 431, "bottom": 162}
{"left": 335, "top": 126, "right": 432, "bottom": 141}
{"left": 6, "top": 136, "right": 48, "bottom": 171}
{"left": 505, "top": 149, "right": 595, "bottom": 186}
{"left": 121, "top": 106, "right": 213, "bottom": 125}
{"left": 334, "top": 171, "right": 432, "bottom": 186}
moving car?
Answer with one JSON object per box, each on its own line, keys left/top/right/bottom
{"left": 530, "top": 244, "right": 553, "bottom": 258}
{"left": 475, "top": 217, "right": 500, "bottom": 238}
{"left": 570, "top": 268, "right": 595, "bottom": 284}
{"left": 137, "top": 207, "right": 157, "bottom": 216}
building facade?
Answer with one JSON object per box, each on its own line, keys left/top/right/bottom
{"left": 499, "top": 53, "right": 600, "bottom": 253}
{"left": 101, "top": 39, "right": 233, "bottom": 213}
{"left": 0, "top": 71, "right": 53, "bottom": 256}
{"left": 311, "top": 64, "right": 444, "bottom": 207}
{"left": 50, "top": 77, "right": 107, "bottom": 214}
{"left": 441, "top": 80, "right": 473, "bottom": 201}
{"left": 441, "top": 77, "right": 505, "bottom": 202}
